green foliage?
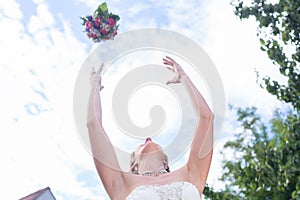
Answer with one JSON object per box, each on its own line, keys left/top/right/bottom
{"left": 98, "top": 2, "right": 108, "bottom": 14}
{"left": 226, "top": 108, "right": 299, "bottom": 199}
{"left": 232, "top": 0, "right": 300, "bottom": 112}
{"left": 93, "top": 2, "right": 120, "bottom": 22}
{"left": 204, "top": 107, "right": 300, "bottom": 200}
{"left": 203, "top": 184, "right": 239, "bottom": 200}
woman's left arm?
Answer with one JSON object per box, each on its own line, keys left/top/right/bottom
{"left": 163, "top": 56, "right": 214, "bottom": 192}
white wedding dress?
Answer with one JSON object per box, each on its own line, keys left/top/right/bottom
{"left": 126, "top": 181, "right": 202, "bottom": 200}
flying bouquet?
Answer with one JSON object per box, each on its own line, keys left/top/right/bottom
{"left": 80, "top": 2, "right": 120, "bottom": 43}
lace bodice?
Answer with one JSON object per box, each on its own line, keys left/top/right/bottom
{"left": 126, "top": 181, "right": 201, "bottom": 200}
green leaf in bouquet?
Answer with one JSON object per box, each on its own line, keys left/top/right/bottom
{"left": 109, "top": 13, "right": 120, "bottom": 21}
{"left": 80, "top": 16, "right": 87, "bottom": 25}
{"left": 94, "top": 2, "right": 108, "bottom": 17}
{"left": 99, "top": 2, "right": 108, "bottom": 13}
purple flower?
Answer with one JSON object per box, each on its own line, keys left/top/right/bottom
{"left": 93, "top": 29, "right": 99, "bottom": 35}
{"left": 87, "top": 15, "right": 93, "bottom": 21}
{"left": 81, "top": 3, "right": 120, "bottom": 43}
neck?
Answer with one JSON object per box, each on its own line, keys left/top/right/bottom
{"left": 141, "top": 166, "right": 168, "bottom": 177}
{"left": 138, "top": 157, "right": 165, "bottom": 175}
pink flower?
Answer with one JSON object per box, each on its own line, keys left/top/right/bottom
{"left": 113, "top": 30, "right": 118, "bottom": 36}
{"left": 85, "top": 21, "right": 92, "bottom": 28}
{"left": 100, "top": 28, "right": 107, "bottom": 35}
{"left": 92, "top": 34, "right": 97, "bottom": 39}
{"left": 87, "top": 33, "right": 92, "bottom": 38}
{"left": 95, "top": 17, "right": 101, "bottom": 26}
{"left": 108, "top": 18, "right": 115, "bottom": 26}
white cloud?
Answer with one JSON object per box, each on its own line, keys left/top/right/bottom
{"left": 126, "top": 3, "right": 150, "bottom": 17}
{"left": 0, "top": 0, "right": 22, "bottom": 19}
{"left": 32, "top": 0, "right": 43, "bottom": 3}
{"left": 28, "top": 1, "right": 55, "bottom": 34}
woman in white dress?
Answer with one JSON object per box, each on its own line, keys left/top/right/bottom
{"left": 87, "top": 56, "right": 214, "bottom": 200}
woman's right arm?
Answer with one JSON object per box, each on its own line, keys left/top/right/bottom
{"left": 86, "top": 64, "right": 126, "bottom": 199}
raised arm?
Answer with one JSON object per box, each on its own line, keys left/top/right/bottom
{"left": 86, "top": 64, "right": 125, "bottom": 199}
{"left": 163, "top": 56, "right": 214, "bottom": 192}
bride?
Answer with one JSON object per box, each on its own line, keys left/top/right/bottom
{"left": 86, "top": 56, "right": 214, "bottom": 200}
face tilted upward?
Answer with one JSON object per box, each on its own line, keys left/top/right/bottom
{"left": 130, "top": 138, "right": 166, "bottom": 174}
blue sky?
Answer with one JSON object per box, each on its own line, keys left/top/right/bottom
{"left": 0, "top": 0, "right": 286, "bottom": 199}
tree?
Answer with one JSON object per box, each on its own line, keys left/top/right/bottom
{"left": 204, "top": 106, "right": 300, "bottom": 199}
{"left": 218, "top": 107, "right": 299, "bottom": 199}
{"left": 233, "top": 0, "right": 300, "bottom": 111}
{"left": 203, "top": 0, "right": 300, "bottom": 199}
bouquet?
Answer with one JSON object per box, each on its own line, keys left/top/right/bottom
{"left": 80, "top": 2, "right": 120, "bottom": 43}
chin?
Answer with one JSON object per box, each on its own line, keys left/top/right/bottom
{"left": 141, "top": 142, "right": 162, "bottom": 154}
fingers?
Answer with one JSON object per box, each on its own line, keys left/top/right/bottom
{"left": 163, "top": 56, "right": 186, "bottom": 79}
{"left": 164, "top": 56, "right": 177, "bottom": 65}
{"left": 166, "top": 79, "right": 180, "bottom": 85}
{"left": 166, "top": 66, "right": 175, "bottom": 72}
{"left": 163, "top": 60, "right": 173, "bottom": 67}
{"left": 91, "top": 67, "right": 96, "bottom": 74}
{"left": 163, "top": 57, "right": 175, "bottom": 72}
{"left": 166, "top": 76, "right": 180, "bottom": 85}
{"left": 91, "top": 62, "right": 105, "bottom": 75}
{"left": 98, "top": 62, "right": 104, "bottom": 74}
{"left": 90, "top": 63, "right": 105, "bottom": 91}
{"left": 163, "top": 56, "right": 179, "bottom": 70}
{"left": 163, "top": 56, "right": 181, "bottom": 77}
{"left": 164, "top": 56, "right": 182, "bottom": 85}
{"left": 166, "top": 56, "right": 176, "bottom": 63}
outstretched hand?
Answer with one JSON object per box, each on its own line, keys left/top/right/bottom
{"left": 90, "top": 63, "right": 104, "bottom": 91}
{"left": 163, "top": 56, "right": 186, "bottom": 85}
